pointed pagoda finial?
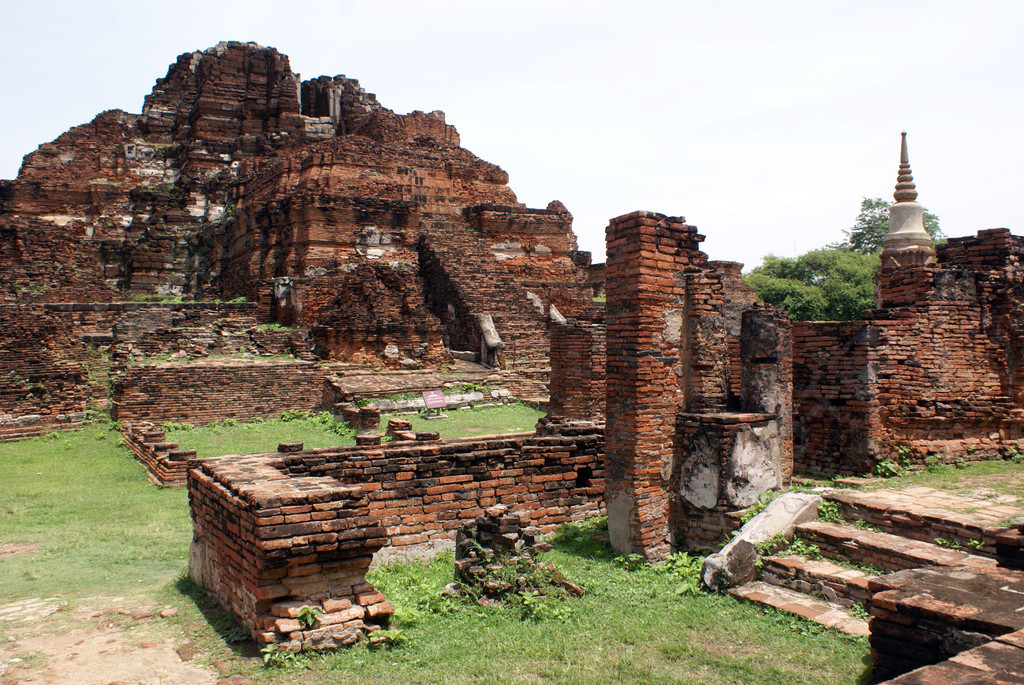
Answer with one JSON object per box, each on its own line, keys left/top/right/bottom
{"left": 894, "top": 131, "right": 918, "bottom": 203}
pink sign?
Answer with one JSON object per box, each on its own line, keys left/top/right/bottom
{"left": 423, "top": 389, "right": 447, "bottom": 409}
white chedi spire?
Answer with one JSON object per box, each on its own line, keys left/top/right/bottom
{"left": 883, "top": 132, "right": 932, "bottom": 252}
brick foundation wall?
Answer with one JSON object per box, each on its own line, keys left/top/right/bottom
{"left": 189, "top": 453, "right": 393, "bottom": 650}
{"left": 122, "top": 421, "right": 197, "bottom": 485}
{"left": 188, "top": 420, "right": 605, "bottom": 647}
{"left": 548, "top": 321, "right": 605, "bottom": 421}
{"left": 111, "top": 360, "right": 341, "bottom": 425}
{"left": 0, "top": 305, "right": 108, "bottom": 426}
{"left": 791, "top": 321, "right": 876, "bottom": 475}
{"left": 275, "top": 420, "right": 605, "bottom": 551}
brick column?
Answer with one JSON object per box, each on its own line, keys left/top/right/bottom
{"left": 548, "top": 321, "right": 606, "bottom": 421}
{"left": 604, "top": 211, "right": 705, "bottom": 559}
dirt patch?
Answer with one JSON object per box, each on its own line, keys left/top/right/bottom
{"left": 0, "top": 543, "right": 40, "bottom": 558}
{"left": 0, "top": 598, "right": 223, "bottom": 685}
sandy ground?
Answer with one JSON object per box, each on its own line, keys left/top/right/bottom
{"left": 0, "top": 597, "right": 231, "bottom": 685}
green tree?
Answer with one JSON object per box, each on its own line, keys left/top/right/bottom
{"left": 744, "top": 249, "right": 880, "bottom": 321}
{"left": 843, "top": 197, "right": 943, "bottom": 254}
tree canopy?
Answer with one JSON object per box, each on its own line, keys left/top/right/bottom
{"left": 742, "top": 197, "right": 941, "bottom": 321}
{"left": 843, "top": 197, "right": 943, "bottom": 254}
{"left": 744, "top": 249, "right": 880, "bottom": 321}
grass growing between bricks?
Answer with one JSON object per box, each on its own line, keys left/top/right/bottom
{"left": 1, "top": 423, "right": 870, "bottom": 683}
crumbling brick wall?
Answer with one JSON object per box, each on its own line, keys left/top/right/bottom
{"left": 276, "top": 421, "right": 605, "bottom": 552}
{"left": 121, "top": 421, "right": 196, "bottom": 485}
{"left": 0, "top": 305, "right": 108, "bottom": 427}
{"left": 791, "top": 321, "right": 879, "bottom": 476}
{"left": 793, "top": 229, "right": 1024, "bottom": 475}
{"left": 189, "top": 453, "right": 393, "bottom": 651}
{"left": 310, "top": 263, "right": 447, "bottom": 368}
{"left": 111, "top": 360, "right": 339, "bottom": 425}
{"left": 188, "top": 420, "right": 604, "bottom": 648}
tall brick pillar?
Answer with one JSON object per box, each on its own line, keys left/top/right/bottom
{"left": 604, "top": 211, "right": 706, "bottom": 560}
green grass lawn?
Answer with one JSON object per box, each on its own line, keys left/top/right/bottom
{"left": 384, "top": 402, "right": 544, "bottom": 439}
{"left": 0, "top": 421, "right": 869, "bottom": 683}
{"left": 165, "top": 404, "right": 546, "bottom": 459}
{"left": 166, "top": 413, "right": 358, "bottom": 458}
{"left": 859, "top": 458, "right": 1024, "bottom": 500}
{"left": 0, "top": 425, "right": 191, "bottom": 599}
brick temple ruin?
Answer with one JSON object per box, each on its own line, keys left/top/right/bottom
{"left": 5, "top": 43, "right": 1024, "bottom": 679}
{"left": 0, "top": 41, "right": 591, "bottom": 439}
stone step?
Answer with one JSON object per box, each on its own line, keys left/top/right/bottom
{"left": 759, "top": 554, "right": 874, "bottom": 607}
{"left": 729, "top": 581, "right": 869, "bottom": 636}
{"left": 823, "top": 488, "right": 1014, "bottom": 558}
{"left": 795, "top": 520, "right": 998, "bottom": 573}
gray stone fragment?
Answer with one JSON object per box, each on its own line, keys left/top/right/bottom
{"left": 700, "top": 492, "right": 821, "bottom": 590}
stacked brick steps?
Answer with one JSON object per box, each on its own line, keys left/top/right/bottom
{"left": 418, "top": 225, "right": 552, "bottom": 388}
{"left": 729, "top": 582, "right": 869, "bottom": 636}
{"left": 823, "top": 488, "right": 1006, "bottom": 557}
{"left": 759, "top": 554, "right": 872, "bottom": 607}
{"left": 733, "top": 494, "right": 997, "bottom": 639}
{"left": 794, "top": 520, "right": 997, "bottom": 573}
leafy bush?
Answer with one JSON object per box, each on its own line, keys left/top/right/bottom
{"left": 873, "top": 459, "right": 901, "bottom": 478}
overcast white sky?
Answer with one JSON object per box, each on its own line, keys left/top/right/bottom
{"left": 1, "top": 0, "right": 1021, "bottom": 269}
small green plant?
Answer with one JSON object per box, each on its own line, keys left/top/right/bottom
{"left": 755, "top": 532, "right": 789, "bottom": 556}
{"left": 161, "top": 421, "right": 194, "bottom": 432}
{"left": 966, "top": 538, "right": 985, "bottom": 551}
{"left": 934, "top": 537, "right": 962, "bottom": 550}
{"left": 613, "top": 553, "right": 646, "bottom": 572}
{"left": 260, "top": 644, "right": 303, "bottom": 668}
{"left": 924, "top": 454, "right": 946, "bottom": 473}
{"left": 368, "top": 628, "right": 407, "bottom": 649}
{"left": 873, "top": 459, "right": 901, "bottom": 478}
{"left": 896, "top": 444, "right": 913, "bottom": 471}
{"left": 656, "top": 552, "right": 706, "bottom": 596}
{"left": 817, "top": 500, "right": 845, "bottom": 524}
{"left": 782, "top": 538, "right": 823, "bottom": 560}
{"left": 740, "top": 490, "right": 779, "bottom": 524}
{"left": 297, "top": 605, "right": 322, "bottom": 628}
{"left": 852, "top": 519, "right": 882, "bottom": 532}
{"left": 848, "top": 602, "right": 871, "bottom": 619}
{"left": 515, "top": 590, "right": 574, "bottom": 622}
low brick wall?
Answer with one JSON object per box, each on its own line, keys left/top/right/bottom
{"left": 189, "top": 453, "right": 393, "bottom": 650}
{"left": 188, "top": 420, "right": 605, "bottom": 648}
{"left": 278, "top": 420, "right": 606, "bottom": 554}
{"left": 121, "top": 421, "right": 197, "bottom": 485}
{"left": 111, "top": 360, "right": 343, "bottom": 425}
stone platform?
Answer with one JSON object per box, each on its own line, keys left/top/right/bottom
{"left": 869, "top": 564, "right": 1024, "bottom": 680}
